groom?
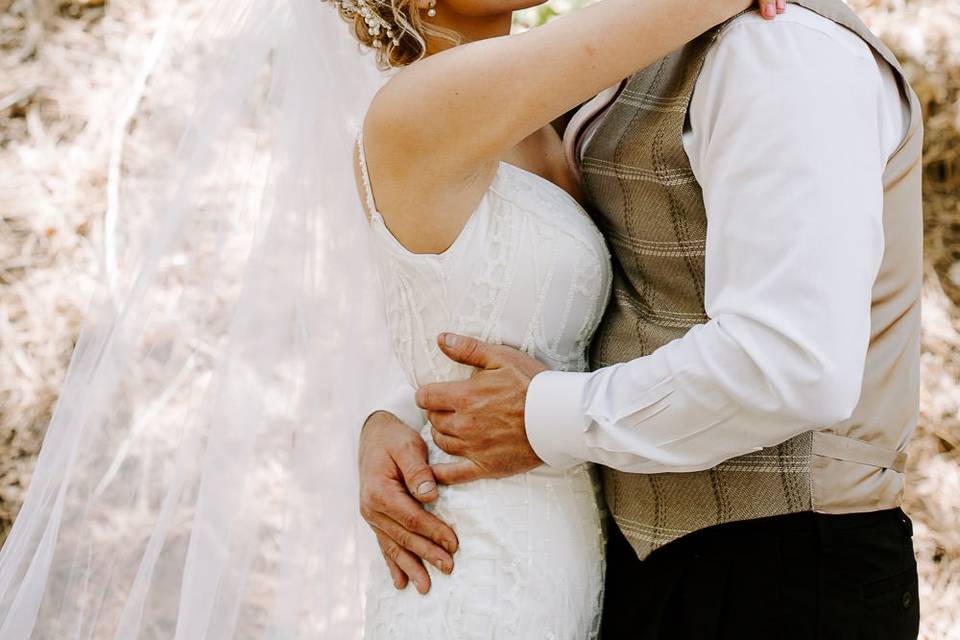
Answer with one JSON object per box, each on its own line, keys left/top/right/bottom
{"left": 360, "top": 0, "right": 923, "bottom": 636}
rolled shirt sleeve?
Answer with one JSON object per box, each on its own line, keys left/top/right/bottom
{"left": 525, "top": 9, "right": 904, "bottom": 473}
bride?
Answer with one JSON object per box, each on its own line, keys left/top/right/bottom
{"left": 0, "top": 0, "right": 776, "bottom": 637}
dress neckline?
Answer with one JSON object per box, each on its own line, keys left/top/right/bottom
{"left": 356, "top": 127, "right": 586, "bottom": 258}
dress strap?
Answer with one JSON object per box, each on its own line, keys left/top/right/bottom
{"left": 356, "top": 125, "right": 381, "bottom": 218}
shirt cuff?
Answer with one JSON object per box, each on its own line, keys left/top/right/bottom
{"left": 524, "top": 370, "right": 596, "bottom": 469}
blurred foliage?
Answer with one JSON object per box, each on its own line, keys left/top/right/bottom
{"left": 514, "top": 0, "right": 590, "bottom": 29}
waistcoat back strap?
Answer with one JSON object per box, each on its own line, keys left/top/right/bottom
{"left": 812, "top": 432, "right": 908, "bottom": 473}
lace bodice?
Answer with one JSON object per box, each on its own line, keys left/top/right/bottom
{"left": 359, "top": 131, "right": 612, "bottom": 640}
{"left": 359, "top": 138, "right": 613, "bottom": 389}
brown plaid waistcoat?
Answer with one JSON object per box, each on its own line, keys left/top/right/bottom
{"left": 581, "top": 0, "right": 923, "bottom": 559}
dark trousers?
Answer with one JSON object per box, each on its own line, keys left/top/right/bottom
{"left": 600, "top": 508, "right": 920, "bottom": 639}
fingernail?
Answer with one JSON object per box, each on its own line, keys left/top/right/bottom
{"left": 443, "top": 333, "right": 460, "bottom": 349}
{"left": 776, "top": 0, "right": 785, "bottom": 11}
{"left": 432, "top": 558, "right": 449, "bottom": 573}
{"left": 763, "top": 2, "right": 775, "bottom": 18}
{"left": 417, "top": 481, "right": 436, "bottom": 496}
{"left": 394, "top": 578, "right": 404, "bottom": 590}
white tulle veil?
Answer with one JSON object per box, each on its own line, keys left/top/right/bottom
{"left": 0, "top": 0, "right": 387, "bottom": 636}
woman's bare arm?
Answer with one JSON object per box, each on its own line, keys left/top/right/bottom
{"left": 371, "top": 0, "right": 759, "bottom": 162}
{"left": 365, "top": 0, "right": 765, "bottom": 251}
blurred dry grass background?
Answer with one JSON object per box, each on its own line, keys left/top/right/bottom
{"left": 0, "top": 0, "right": 958, "bottom": 636}
{"left": 846, "top": 2, "right": 960, "bottom": 638}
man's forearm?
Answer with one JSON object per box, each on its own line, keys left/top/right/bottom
{"left": 525, "top": 323, "right": 865, "bottom": 474}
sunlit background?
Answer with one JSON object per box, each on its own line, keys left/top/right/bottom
{"left": 1, "top": 0, "right": 958, "bottom": 636}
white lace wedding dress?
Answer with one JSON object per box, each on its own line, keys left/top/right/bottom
{"left": 358, "top": 132, "right": 613, "bottom": 640}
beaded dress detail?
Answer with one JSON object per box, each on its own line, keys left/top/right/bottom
{"left": 359, "top": 130, "right": 612, "bottom": 640}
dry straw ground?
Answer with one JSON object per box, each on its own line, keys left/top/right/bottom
{"left": 1, "top": 0, "right": 958, "bottom": 636}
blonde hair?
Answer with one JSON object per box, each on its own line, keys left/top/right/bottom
{"left": 332, "top": 0, "right": 458, "bottom": 68}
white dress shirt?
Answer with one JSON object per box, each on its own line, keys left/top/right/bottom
{"left": 524, "top": 6, "right": 910, "bottom": 472}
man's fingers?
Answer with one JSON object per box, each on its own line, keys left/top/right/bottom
{"left": 425, "top": 410, "right": 453, "bottom": 432}
{"left": 373, "top": 516, "right": 454, "bottom": 575}
{"left": 432, "top": 460, "right": 490, "bottom": 486}
{"left": 431, "top": 426, "right": 466, "bottom": 457}
{"left": 392, "top": 437, "right": 439, "bottom": 503}
{"left": 415, "top": 380, "right": 471, "bottom": 412}
{"left": 437, "top": 333, "right": 499, "bottom": 369}
{"left": 374, "top": 531, "right": 409, "bottom": 590}
{"left": 759, "top": 0, "right": 777, "bottom": 19}
{"left": 375, "top": 531, "right": 431, "bottom": 594}
{"left": 381, "top": 491, "right": 459, "bottom": 554}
